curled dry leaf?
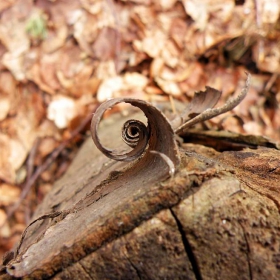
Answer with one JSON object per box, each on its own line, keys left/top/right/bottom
{"left": 170, "top": 86, "right": 222, "bottom": 129}
{"left": 91, "top": 74, "right": 251, "bottom": 178}
{"left": 0, "top": 184, "right": 20, "bottom": 207}
{"left": 175, "top": 73, "right": 251, "bottom": 135}
{"left": 91, "top": 98, "right": 180, "bottom": 175}
{"left": 47, "top": 95, "right": 78, "bottom": 129}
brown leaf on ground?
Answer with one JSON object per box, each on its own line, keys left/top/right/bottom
{"left": 0, "top": 184, "right": 20, "bottom": 207}
{"left": 0, "top": 134, "right": 27, "bottom": 184}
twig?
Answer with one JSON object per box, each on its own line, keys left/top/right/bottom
{"left": 264, "top": 73, "right": 278, "bottom": 93}
{"left": 175, "top": 73, "right": 251, "bottom": 135}
{"left": 169, "top": 95, "right": 177, "bottom": 114}
{"left": 24, "top": 138, "right": 40, "bottom": 223}
{"left": 26, "top": 138, "right": 40, "bottom": 182}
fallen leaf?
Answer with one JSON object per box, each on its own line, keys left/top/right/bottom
{"left": 0, "top": 133, "right": 27, "bottom": 183}
{"left": 0, "top": 97, "right": 10, "bottom": 121}
{"left": 253, "top": 40, "right": 280, "bottom": 73}
{"left": 0, "top": 0, "right": 15, "bottom": 13}
{"left": 47, "top": 95, "right": 78, "bottom": 129}
{"left": 0, "top": 209, "right": 10, "bottom": 238}
{"left": 38, "top": 137, "right": 59, "bottom": 158}
{"left": 92, "top": 27, "right": 118, "bottom": 61}
{"left": 0, "top": 184, "right": 20, "bottom": 207}
{"left": 39, "top": 52, "right": 61, "bottom": 92}
{"left": 155, "top": 77, "right": 182, "bottom": 96}
{"left": 123, "top": 72, "right": 148, "bottom": 89}
{"left": 258, "top": 0, "right": 280, "bottom": 24}
{"left": 97, "top": 76, "right": 124, "bottom": 102}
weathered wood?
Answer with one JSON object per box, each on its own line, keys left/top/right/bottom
{"left": 1, "top": 112, "right": 280, "bottom": 279}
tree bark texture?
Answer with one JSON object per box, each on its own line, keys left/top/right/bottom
{"left": 1, "top": 112, "right": 280, "bottom": 279}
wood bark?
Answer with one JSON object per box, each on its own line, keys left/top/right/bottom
{"left": 1, "top": 112, "right": 280, "bottom": 279}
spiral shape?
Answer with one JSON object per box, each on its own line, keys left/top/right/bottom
{"left": 91, "top": 98, "right": 150, "bottom": 161}
{"left": 122, "top": 120, "right": 148, "bottom": 148}
{"left": 91, "top": 98, "right": 180, "bottom": 175}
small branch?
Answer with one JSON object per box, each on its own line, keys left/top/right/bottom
{"left": 175, "top": 73, "right": 251, "bottom": 135}
{"left": 24, "top": 138, "right": 40, "bottom": 223}
{"left": 26, "top": 138, "right": 40, "bottom": 182}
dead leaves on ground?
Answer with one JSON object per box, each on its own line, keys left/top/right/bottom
{"left": 0, "top": 0, "right": 280, "bottom": 258}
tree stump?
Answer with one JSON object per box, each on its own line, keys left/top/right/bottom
{"left": 1, "top": 112, "right": 280, "bottom": 279}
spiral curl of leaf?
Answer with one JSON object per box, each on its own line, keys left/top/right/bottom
{"left": 122, "top": 120, "right": 148, "bottom": 148}
{"left": 91, "top": 99, "right": 150, "bottom": 161}
{"left": 91, "top": 98, "right": 180, "bottom": 170}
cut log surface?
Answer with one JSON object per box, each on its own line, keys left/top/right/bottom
{"left": 1, "top": 112, "right": 280, "bottom": 279}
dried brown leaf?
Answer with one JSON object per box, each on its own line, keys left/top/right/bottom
{"left": 0, "top": 97, "right": 10, "bottom": 121}
{"left": 91, "top": 98, "right": 180, "bottom": 174}
{"left": 0, "top": 184, "right": 20, "bottom": 207}
{"left": 42, "top": 25, "right": 68, "bottom": 53}
{"left": 0, "top": 0, "right": 15, "bottom": 13}
{"left": 0, "top": 134, "right": 27, "bottom": 184}
{"left": 176, "top": 73, "right": 251, "bottom": 135}
{"left": 92, "top": 27, "right": 118, "bottom": 61}
{"left": 47, "top": 95, "right": 78, "bottom": 129}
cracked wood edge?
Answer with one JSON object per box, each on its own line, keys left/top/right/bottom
{"left": 53, "top": 169, "right": 280, "bottom": 280}
{"left": 53, "top": 208, "right": 197, "bottom": 280}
